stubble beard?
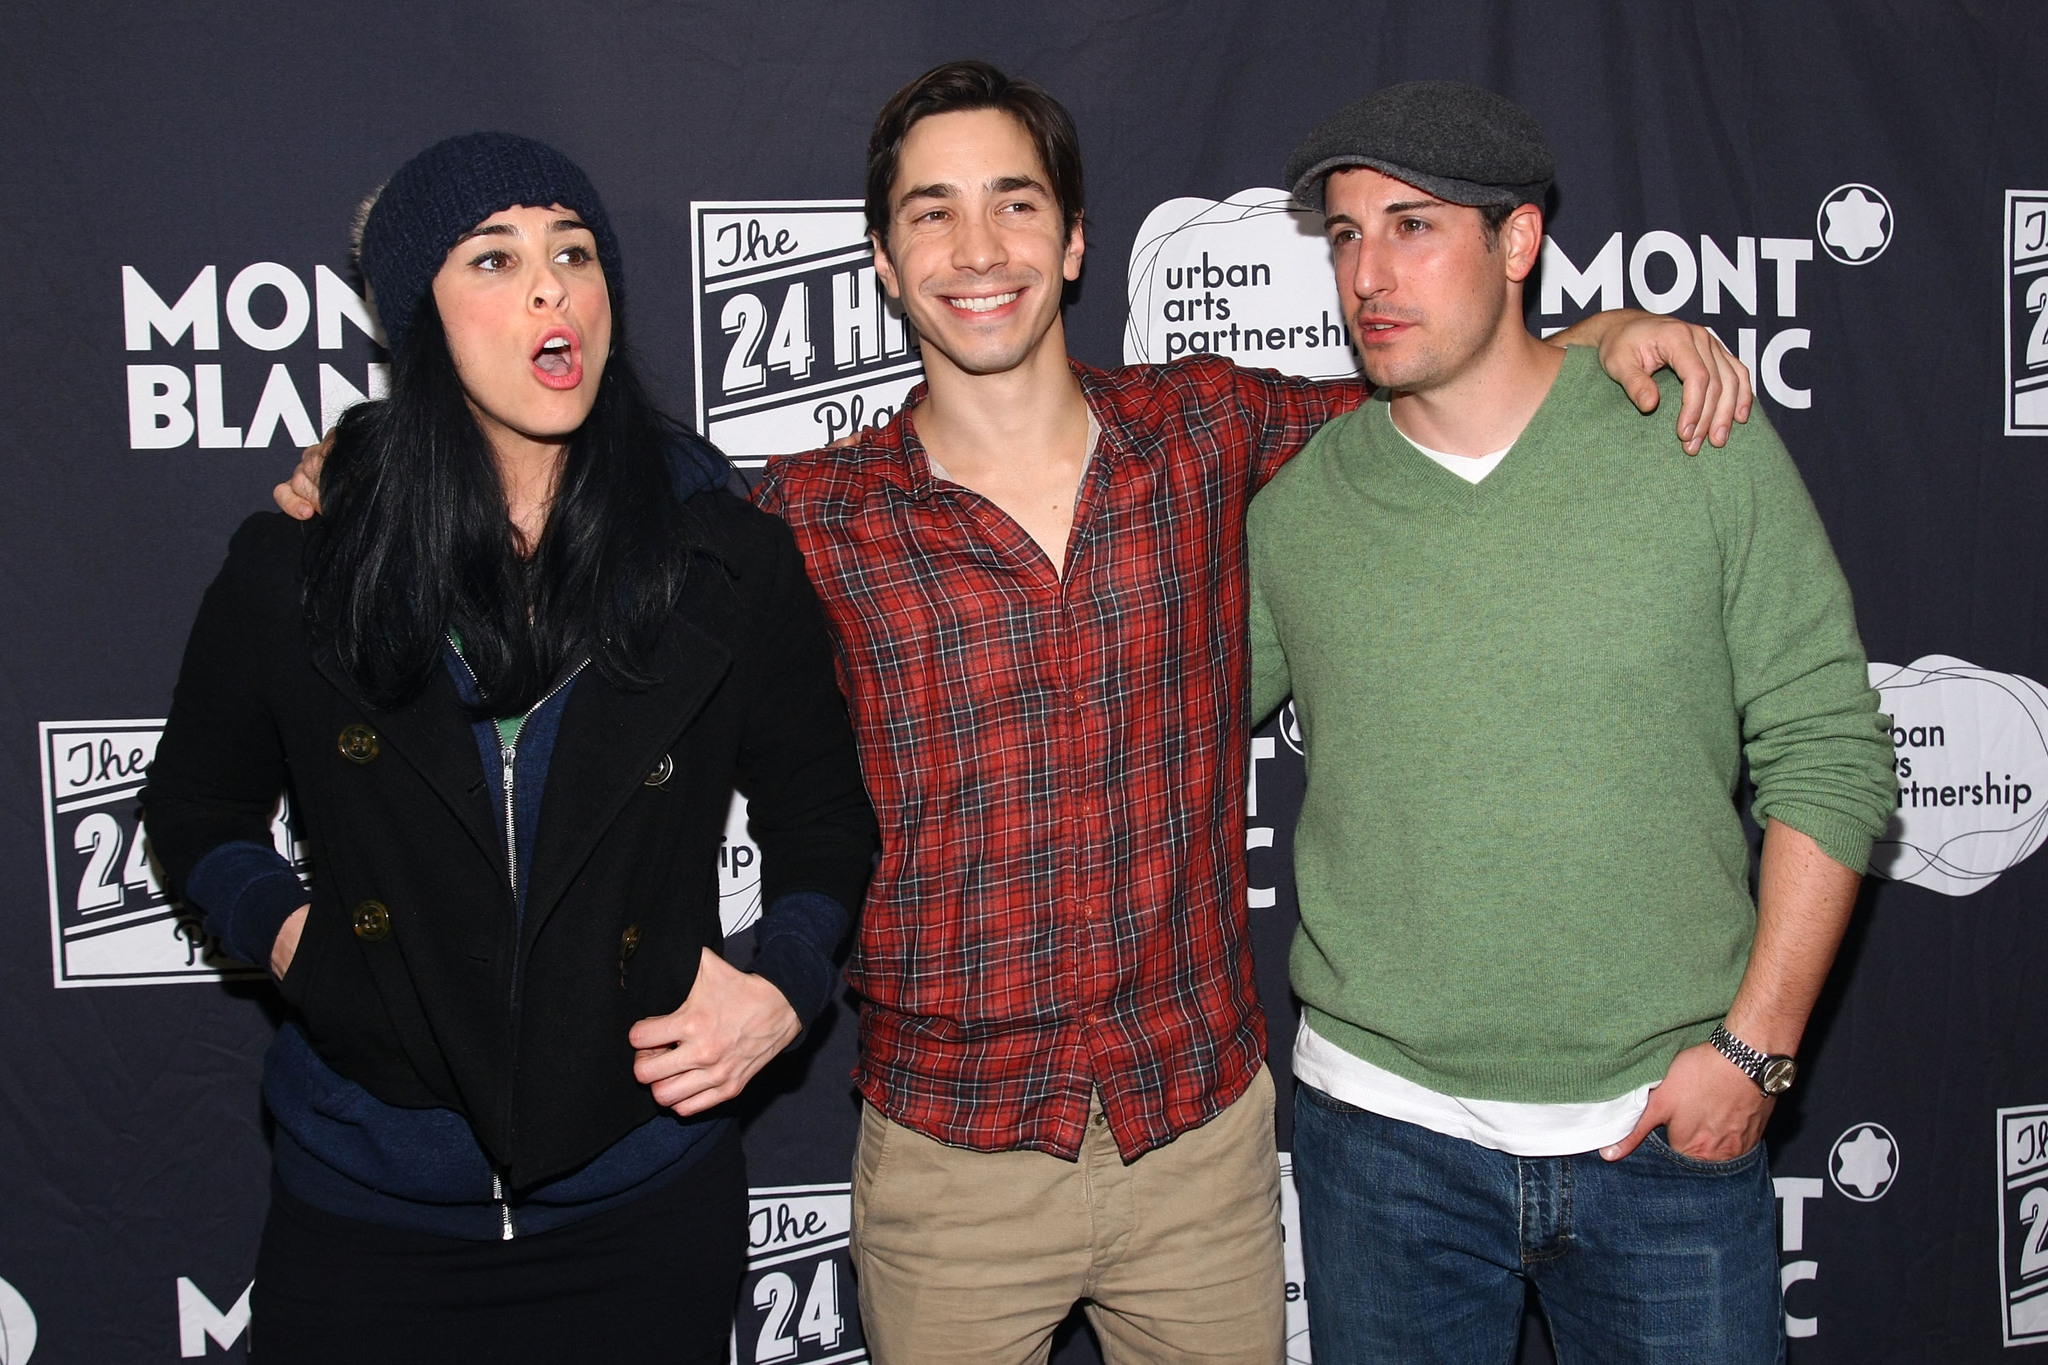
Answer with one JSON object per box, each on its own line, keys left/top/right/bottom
{"left": 1354, "top": 288, "right": 1509, "bottom": 395}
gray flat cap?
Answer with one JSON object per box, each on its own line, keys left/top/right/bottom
{"left": 1284, "top": 80, "right": 1554, "bottom": 213}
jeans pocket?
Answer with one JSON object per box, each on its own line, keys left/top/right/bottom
{"left": 1644, "top": 1126, "right": 1766, "bottom": 1175}
{"left": 1296, "top": 1080, "right": 1369, "bottom": 1116}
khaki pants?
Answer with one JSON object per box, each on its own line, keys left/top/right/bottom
{"left": 849, "top": 1066, "right": 1284, "bottom": 1365}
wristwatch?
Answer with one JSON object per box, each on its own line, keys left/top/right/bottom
{"left": 1709, "top": 1024, "right": 1798, "bottom": 1096}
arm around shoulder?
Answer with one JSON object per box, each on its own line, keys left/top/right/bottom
{"left": 1556, "top": 309, "right": 1753, "bottom": 454}
{"left": 143, "top": 513, "right": 305, "bottom": 961}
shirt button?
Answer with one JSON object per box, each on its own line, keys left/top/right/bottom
{"left": 643, "top": 754, "right": 673, "bottom": 787}
{"left": 351, "top": 900, "right": 390, "bottom": 941}
{"left": 1093, "top": 1111, "right": 1108, "bottom": 1128}
{"left": 619, "top": 924, "right": 642, "bottom": 959}
{"left": 337, "top": 724, "right": 380, "bottom": 764}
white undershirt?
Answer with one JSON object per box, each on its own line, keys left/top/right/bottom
{"left": 1391, "top": 420, "right": 1513, "bottom": 483}
{"left": 1294, "top": 1018, "right": 1654, "bottom": 1157}
{"left": 1294, "top": 417, "right": 1651, "bottom": 1153}
{"left": 924, "top": 412, "right": 1101, "bottom": 485}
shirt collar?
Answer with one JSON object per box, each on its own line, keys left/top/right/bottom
{"left": 858, "top": 358, "right": 1155, "bottom": 501}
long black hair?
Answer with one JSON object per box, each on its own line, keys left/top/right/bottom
{"left": 304, "top": 301, "right": 699, "bottom": 716}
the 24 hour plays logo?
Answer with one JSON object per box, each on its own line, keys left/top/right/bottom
{"left": 38, "top": 720, "right": 300, "bottom": 987}
{"left": 691, "top": 201, "right": 918, "bottom": 467}
{"left": 735, "top": 1184, "right": 865, "bottom": 1364}
{"left": 2004, "top": 190, "right": 2048, "bottom": 435}
{"left": 1999, "top": 1104, "right": 2048, "bottom": 1346}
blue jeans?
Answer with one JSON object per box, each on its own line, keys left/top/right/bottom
{"left": 1293, "top": 1083, "right": 1784, "bottom": 1365}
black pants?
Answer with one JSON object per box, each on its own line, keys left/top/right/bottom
{"left": 251, "top": 1126, "right": 746, "bottom": 1364}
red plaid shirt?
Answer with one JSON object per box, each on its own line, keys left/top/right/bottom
{"left": 755, "top": 358, "right": 1366, "bottom": 1159}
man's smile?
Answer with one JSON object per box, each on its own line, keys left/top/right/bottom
{"left": 945, "top": 290, "right": 1022, "bottom": 314}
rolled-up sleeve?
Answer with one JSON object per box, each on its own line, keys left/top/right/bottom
{"left": 1717, "top": 419, "right": 1897, "bottom": 872}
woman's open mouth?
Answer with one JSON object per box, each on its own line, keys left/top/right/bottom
{"left": 532, "top": 328, "right": 583, "bottom": 388}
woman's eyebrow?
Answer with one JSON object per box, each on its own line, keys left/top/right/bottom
{"left": 453, "top": 222, "right": 519, "bottom": 245}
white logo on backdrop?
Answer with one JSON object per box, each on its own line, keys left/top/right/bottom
{"left": 1999, "top": 1105, "right": 2048, "bottom": 1345}
{"left": 176, "top": 1278, "right": 250, "bottom": 1358}
{"left": 1278, "top": 700, "right": 1304, "bottom": 756}
{"left": 691, "top": 202, "right": 918, "bottom": 467}
{"left": 122, "top": 263, "right": 387, "bottom": 450}
{"left": 1247, "top": 735, "right": 1283, "bottom": 911}
{"left": 1773, "top": 1145, "right": 1901, "bottom": 1341}
{"left": 0, "top": 1277, "right": 36, "bottom": 1365}
{"left": 1247, "top": 705, "right": 1306, "bottom": 911}
{"left": 1828, "top": 1123, "right": 1899, "bottom": 1201}
{"left": 2004, "top": 190, "right": 2048, "bottom": 435}
{"left": 720, "top": 793, "right": 763, "bottom": 938}
{"left": 1278, "top": 1155, "right": 1312, "bottom": 1362}
{"left": 1816, "top": 184, "right": 1893, "bottom": 265}
{"left": 1773, "top": 1176, "right": 1824, "bottom": 1339}
{"left": 1124, "top": 189, "right": 1357, "bottom": 381}
{"left": 1865, "top": 657, "right": 2048, "bottom": 896}
{"left": 38, "top": 720, "right": 295, "bottom": 988}
{"left": 735, "top": 1184, "right": 863, "bottom": 1364}
{"left": 1541, "top": 226, "right": 1822, "bottom": 410}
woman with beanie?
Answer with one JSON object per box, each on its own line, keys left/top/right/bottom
{"left": 142, "top": 132, "right": 877, "bottom": 1363}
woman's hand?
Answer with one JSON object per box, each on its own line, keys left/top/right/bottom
{"left": 629, "top": 949, "right": 801, "bottom": 1116}
{"left": 271, "top": 905, "right": 310, "bottom": 979}
{"left": 273, "top": 434, "right": 332, "bottom": 519}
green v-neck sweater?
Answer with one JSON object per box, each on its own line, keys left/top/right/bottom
{"left": 1247, "top": 346, "right": 1896, "bottom": 1104}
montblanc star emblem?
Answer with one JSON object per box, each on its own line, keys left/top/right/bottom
{"left": 1830, "top": 1122, "right": 1900, "bottom": 1200}
{"left": 1818, "top": 184, "right": 1894, "bottom": 265}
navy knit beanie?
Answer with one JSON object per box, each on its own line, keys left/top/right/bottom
{"left": 356, "top": 132, "right": 623, "bottom": 355}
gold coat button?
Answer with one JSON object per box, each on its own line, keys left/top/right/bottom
{"left": 643, "top": 754, "right": 673, "bottom": 787}
{"left": 338, "top": 724, "right": 381, "bottom": 764}
{"left": 352, "top": 900, "right": 391, "bottom": 941}
{"left": 619, "top": 923, "right": 641, "bottom": 959}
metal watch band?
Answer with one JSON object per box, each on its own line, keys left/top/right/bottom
{"left": 1710, "top": 1024, "right": 1796, "bottom": 1095}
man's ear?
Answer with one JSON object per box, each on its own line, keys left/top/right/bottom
{"left": 871, "top": 230, "right": 902, "bottom": 299}
{"left": 1062, "top": 217, "right": 1086, "bottom": 283}
{"left": 1503, "top": 204, "right": 1544, "bottom": 284}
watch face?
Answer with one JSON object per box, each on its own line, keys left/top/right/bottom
{"left": 1761, "top": 1057, "right": 1798, "bottom": 1095}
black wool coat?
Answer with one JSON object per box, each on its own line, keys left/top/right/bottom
{"left": 144, "top": 495, "right": 878, "bottom": 1189}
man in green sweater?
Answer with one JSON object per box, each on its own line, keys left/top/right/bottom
{"left": 1248, "top": 83, "right": 1897, "bottom": 1363}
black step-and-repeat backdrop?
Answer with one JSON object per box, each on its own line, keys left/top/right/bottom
{"left": 4, "top": 3, "right": 2045, "bottom": 1361}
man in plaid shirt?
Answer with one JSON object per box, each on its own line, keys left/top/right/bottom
{"left": 278, "top": 61, "right": 1749, "bottom": 1365}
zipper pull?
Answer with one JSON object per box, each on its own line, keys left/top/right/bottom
{"left": 492, "top": 1172, "right": 516, "bottom": 1241}
{"left": 499, "top": 740, "right": 519, "bottom": 894}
